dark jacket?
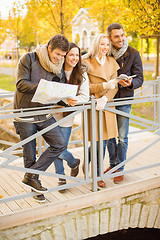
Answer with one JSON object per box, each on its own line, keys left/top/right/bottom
{"left": 14, "top": 52, "right": 65, "bottom": 110}
{"left": 115, "top": 45, "right": 143, "bottom": 99}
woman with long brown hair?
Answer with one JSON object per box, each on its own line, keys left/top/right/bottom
{"left": 53, "top": 42, "right": 89, "bottom": 191}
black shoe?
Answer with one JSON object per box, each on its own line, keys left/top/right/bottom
{"left": 31, "top": 190, "right": 46, "bottom": 203}
{"left": 22, "top": 173, "right": 48, "bottom": 193}
{"left": 58, "top": 178, "right": 66, "bottom": 193}
{"left": 71, "top": 159, "right": 80, "bottom": 177}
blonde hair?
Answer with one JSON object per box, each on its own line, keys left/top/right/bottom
{"left": 83, "top": 33, "right": 110, "bottom": 59}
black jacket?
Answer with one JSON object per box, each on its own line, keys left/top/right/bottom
{"left": 14, "top": 52, "right": 65, "bottom": 110}
{"left": 115, "top": 45, "right": 143, "bottom": 99}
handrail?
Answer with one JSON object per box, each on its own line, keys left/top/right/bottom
{"left": 0, "top": 77, "right": 160, "bottom": 203}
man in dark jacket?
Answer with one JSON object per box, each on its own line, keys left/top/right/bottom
{"left": 14, "top": 35, "right": 70, "bottom": 201}
{"left": 104, "top": 23, "right": 143, "bottom": 183}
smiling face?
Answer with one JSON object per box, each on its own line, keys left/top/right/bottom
{"left": 48, "top": 46, "right": 66, "bottom": 64}
{"left": 98, "top": 37, "right": 110, "bottom": 59}
{"left": 64, "top": 47, "right": 79, "bottom": 71}
{"left": 109, "top": 28, "right": 125, "bottom": 49}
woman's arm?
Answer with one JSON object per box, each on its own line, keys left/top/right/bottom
{"left": 90, "top": 82, "right": 104, "bottom": 94}
{"left": 74, "top": 72, "right": 90, "bottom": 104}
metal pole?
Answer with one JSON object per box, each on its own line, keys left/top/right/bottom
{"left": 82, "top": 108, "right": 89, "bottom": 180}
{"left": 37, "top": 136, "right": 42, "bottom": 157}
{"left": 90, "top": 95, "right": 97, "bottom": 192}
{"left": 98, "top": 110, "right": 103, "bottom": 177}
{"left": 153, "top": 80, "right": 157, "bottom": 123}
{"left": 157, "top": 76, "right": 160, "bottom": 124}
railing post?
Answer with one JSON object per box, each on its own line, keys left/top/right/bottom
{"left": 82, "top": 107, "right": 89, "bottom": 180}
{"left": 37, "top": 136, "right": 43, "bottom": 157}
{"left": 157, "top": 76, "right": 160, "bottom": 124}
{"left": 90, "top": 95, "right": 97, "bottom": 192}
{"left": 153, "top": 80, "right": 157, "bottom": 123}
{"left": 98, "top": 110, "right": 103, "bottom": 177}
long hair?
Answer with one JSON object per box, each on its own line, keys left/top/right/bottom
{"left": 65, "top": 42, "right": 83, "bottom": 88}
{"left": 83, "top": 33, "right": 110, "bottom": 59}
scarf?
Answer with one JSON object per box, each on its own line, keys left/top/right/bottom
{"left": 110, "top": 36, "right": 128, "bottom": 60}
{"left": 35, "top": 44, "right": 64, "bottom": 74}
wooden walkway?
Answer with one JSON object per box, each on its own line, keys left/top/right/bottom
{"left": 0, "top": 127, "right": 160, "bottom": 224}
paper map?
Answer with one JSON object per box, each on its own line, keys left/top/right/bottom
{"left": 32, "top": 79, "right": 78, "bottom": 104}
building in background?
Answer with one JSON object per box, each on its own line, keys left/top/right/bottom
{"left": 71, "top": 8, "right": 99, "bottom": 52}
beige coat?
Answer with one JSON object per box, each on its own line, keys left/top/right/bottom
{"left": 83, "top": 56, "right": 120, "bottom": 141}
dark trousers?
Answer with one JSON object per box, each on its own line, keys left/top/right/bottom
{"left": 14, "top": 117, "right": 66, "bottom": 172}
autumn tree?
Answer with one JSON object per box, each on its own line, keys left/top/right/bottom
{"left": 0, "top": 16, "right": 7, "bottom": 45}
{"left": 122, "top": 0, "right": 160, "bottom": 35}
{"left": 89, "top": 0, "right": 126, "bottom": 33}
{"left": 5, "top": 1, "right": 25, "bottom": 60}
{"left": 35, "top": 0, "right": 80, "bottom": 39}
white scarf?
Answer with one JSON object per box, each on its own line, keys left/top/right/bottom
{"left": 110, "top": 36, "right": 128, "bottom": 60}
{"left": 35, "top": 44, "right": 64, "bottom": 74}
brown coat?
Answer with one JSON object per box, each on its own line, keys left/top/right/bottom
{"left": 83, "top": 56, "right": 120, "bottom": 141}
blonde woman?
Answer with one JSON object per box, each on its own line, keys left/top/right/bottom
{"left": 82, "top": 33, "right": 119, "bottom": 188}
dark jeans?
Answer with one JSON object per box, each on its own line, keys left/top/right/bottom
{"left": 54, "top": 126, "right": 77, "bottom": 175}
{"left": 107, "top": 104, "right": 131, "bottom": 171}
{"left": 14, "top": 117, "right": 66, "bottom": 172}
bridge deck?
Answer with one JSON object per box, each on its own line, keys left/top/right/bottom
{"left": 0, "top": 127, "right": 160, "bottom": 229}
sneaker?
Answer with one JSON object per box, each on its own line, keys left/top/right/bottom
{"left": 113, "top": 170, "right": 124, "bottom": 184}
{"left": 22, "top": 173, "right": 48, "bottom": 193}
{"left": 32, "top": 190, "right": 46, "bottom": 203}
{"left": 58, "top": 178, "right": 66, "bottom": 193}
{"left": 71, "top": 159, "right": 80, "bottom": 177}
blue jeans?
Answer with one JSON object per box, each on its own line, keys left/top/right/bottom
{"left": 54, "top": 126, "right": 77, "bottom": 175}
{"left": 88, "top": 140, "right": 108, "bottom": 176}
{"left": 14, "top": 117, "right": 66, "bottom": 172}
{"left": 107, "top": 104, "right": 131, "bottom": 171}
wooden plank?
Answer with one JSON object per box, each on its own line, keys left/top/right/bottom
{"left": 0, "top": 130, "right": 159, "bottom": 219}
{"left": 10, "top": 170, "right": 50, "bottom": 207}
{"left": 1, "top": 175, "right": 160, "bottom": 231}
{"left": 0, "top": 185, "right": 22, "bottom": 213}
{"left": 0, "top": 171, "right": 31, "bottom": 210}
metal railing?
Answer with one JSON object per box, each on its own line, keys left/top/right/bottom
{"left": 0, "top": 77, "right": 160, "bottom": 203}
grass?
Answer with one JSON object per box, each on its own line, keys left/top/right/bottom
{"left": 0, "top": 75, "right": 16, "bottom": 91}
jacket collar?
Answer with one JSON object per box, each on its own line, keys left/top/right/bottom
{"left": 85, "top": 57, "right": 113, "bottom": 80}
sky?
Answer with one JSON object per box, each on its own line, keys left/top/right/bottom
{"left": 0, "top": 0, "right": 26, "bottom": 19}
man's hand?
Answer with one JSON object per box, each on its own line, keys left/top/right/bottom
{"left": 117, "top": 74, "right": 133, "bottom": 87}
{"left": 67, "top": 98, "right": 78, "bottom": 106}
{"left": 119, "top": 77, "right": 132, "bottom": 87}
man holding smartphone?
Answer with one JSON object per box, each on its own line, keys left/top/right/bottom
{"left": 104, "top": 23, "right": 143, "bottom": 183}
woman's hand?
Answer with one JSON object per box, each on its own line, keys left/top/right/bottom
{"left": 103, "top": 78, "right": 118, "bottom": 90}
{"left": 96, "top": 96, "right": 108, "bottom": 110}
{"left": 67, "top": 98, "right": 78, "bottom": 106}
